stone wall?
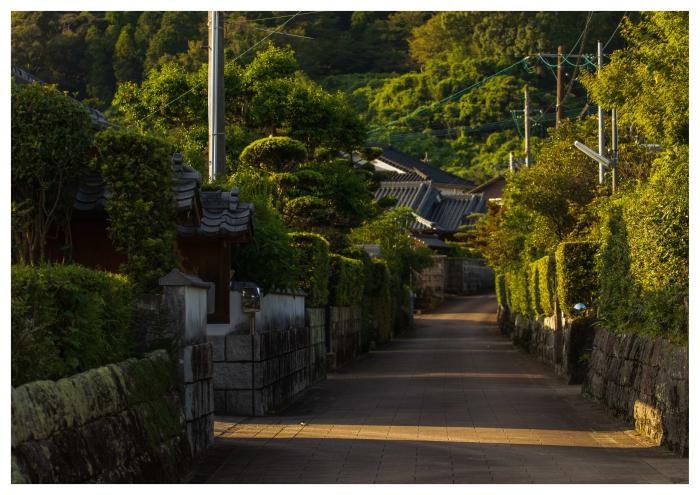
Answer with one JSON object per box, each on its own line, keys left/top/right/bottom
{"left": 211, "top": 327, "right": 312, "bottom": 416}
{"left": 12, "top": 350, "right": 191, "bottom": 483}
{"left": 327, "top": 305, "right": 362, "bottom": 370}
{"left": 414, "top": 255, "right": 446, "bottom": 310}
{"left": 445, "top": 257, "right": 495, "bottom": 295}
{"left": 307, "top": 308, "right": 327, "bottom": 383}
{"left": 582, "top": 329, "right": 689, "bottom": 456}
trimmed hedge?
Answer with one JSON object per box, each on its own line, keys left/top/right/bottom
{"left": 11, "top": 264, "right": 135, "bottom": 387}
{"left": 556, "top": 241, "right": 598, "bottom": 317}
{"left": 329, "top": 254, "right": 365, "bottom": 306}
{"left": 366, "top": 258, "right": 394, "bottom": 345}
{"left": 530, "top": 255, "right": 556, "bottom": 317}
{"left": 495, "top": 273, "right": 507, "bottom": 309}
{"left": 289, "top": 232, "right": 330, "bottom": 307}
{"left": 239, "top": 136, "right": 307, "bottom": 172}
{"left": 505, "top": 268, "right": 531, "bottom": 317}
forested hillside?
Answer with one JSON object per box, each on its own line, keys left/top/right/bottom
{"left": 11, "top": 11, "right": 626, "bottom": 181}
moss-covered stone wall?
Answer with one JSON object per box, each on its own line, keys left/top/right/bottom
{"left": 12, "top": 350, "right": 191, "bottom": 483}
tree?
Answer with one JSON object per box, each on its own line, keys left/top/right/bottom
{"left": 11, "top": 82, "right": 93, "bottom": 264}
{"left": 113, "top": 24, "right": 142, "bottom": 83}
{"left": 582, "top": 12, "right": 688, "bottom": 146}
{"left": 239, "top": 136, "right": 307, "bottom": 172}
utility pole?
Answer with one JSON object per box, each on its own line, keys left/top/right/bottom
{"left": 611, "top": 108, "right": 618, "bottom": 192}
{"left": 524, "top": 85, "right": 531, "bottom": 167}
{"left": 208, "top": 11, "right": 225, "bottom": 181}
{"left": 556, "top": 45, "right": 563, "bottom": 127}
{"left": 597, "top": 40, "right": 605, "bottom": 185}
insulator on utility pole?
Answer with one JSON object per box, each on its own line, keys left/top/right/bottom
{"left": 611, "top": 108, "right": 618, "bottom": 192}
{"left": 208, "top": 11, "right": 226, "bottom": 181}
{"left": 556, "top": 45, "right": 563, "bottom": 127}
{"left": 597, "top": 40, "right": 605, "bottom": 185}
{"left": 524, "top": 85, "right": 531, "bottom": 168}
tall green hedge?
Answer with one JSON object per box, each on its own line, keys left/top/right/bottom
{"left": 596, "top": 146, "right": 688, "bottom": 343}
{"left": 329, "top": 254, "right": 365, "bottom": 306}
{"left": 11, "top": 264, "right": 135, "bottom": 387}
{"left": 505, "top": 268, "right": 531, "bottom": 317}
{"left": 530, "top": 255, "right": 556, "bottom": 317}
{"left": 365, "top": 258, "right": 393, "bottom": 344}
{"left": 556, "top": 241, "right": 598, "bottom": 317}
{"left": 289, "top": 232, "right": 330, "bottom": 307}
{"left": 93, "top": 129, "right": 176, "bottom": 291}
{"left": 495, "top": 273, "right": 507, "bottom": 309}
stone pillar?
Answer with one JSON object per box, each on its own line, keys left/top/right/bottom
{"left": 159, "top": 269, "right": 215, "bottom": 456}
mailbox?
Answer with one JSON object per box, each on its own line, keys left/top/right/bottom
{"left": 241, "top": 286, "right": 262, "bottom": 313}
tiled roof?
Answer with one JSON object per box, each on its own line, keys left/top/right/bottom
{"left": 374, "top": 180, "right": 486, "bottom": 234}
{"left": 74, "top": 154, "right": 252, "bottom": 240}
{"left": 372, "top": 145, "right": 474, "bottom": 188}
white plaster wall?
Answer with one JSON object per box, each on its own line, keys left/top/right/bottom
{"left": 184, "top": 286, "right": 208, "bottom": 342}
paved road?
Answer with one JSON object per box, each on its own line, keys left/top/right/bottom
{"left": 190, "top": 295, "right": 688, "bottom": 484}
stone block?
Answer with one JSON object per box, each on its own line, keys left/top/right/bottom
{"left": 214, "top": 390, "right": 226, "bottom": 414}
{"left": 213, "top": 362, "right": 252, "bottom": 389}
{"left": 225, "top": 334, "right": 253, "bottom": 362}
{"left": 209, "top": 334, "right": 226, "bottom": 362}
{"left": 182, "top": 343, "right": 213, "bottom": 383}
{"left": 226, "top": 390, "right": 253, "bottom": 416}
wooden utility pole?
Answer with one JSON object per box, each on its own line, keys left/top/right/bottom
{"left": 611, "top": 108, "right": 618, "bottom": 192}
{"left": 524, "top": 85, "right": 531, "bottom": 167}
{"left": 556, "top": 45, "right": 563, "bottom": 127}
{"left": 597, "top": 40, "right": 605, "bottom": 185}
{"left": 208, "top": 11, "right": 225, "bottom": 181}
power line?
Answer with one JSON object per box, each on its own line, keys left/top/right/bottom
{"left": 252, "top": 26, "right": 314, "bottom": 39}
{"left": 602, "top": 12, "right": 627, "bottom": 51}
{"left": 132, "top": 12, "right": 303, "bottom": 127}
{"left": 567, "top": 12, "right": 594, "bottom": 57}
{"left": 230, "top": 11, "right": 321, "bottom": 23}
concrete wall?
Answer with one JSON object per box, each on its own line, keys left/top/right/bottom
{"left": 445, "top": 257, "right": 495, "bottom": 294}
{"left": 210, "top": 289, "right": 312, "bottom": 416}
{"left": 582, "top": 329, "right": 688, "bottom": 456}
{"left": 327, "top": 305, "right": 362, "bottom": 370}
{"left": 12, "top": 350, "right": 191, "bottom": 483}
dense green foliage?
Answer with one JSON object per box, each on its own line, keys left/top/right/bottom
{"left": 555, "top": 242, "right": 598, "bottom": 317}
{"left": 289, "top": 232, "right": 330, "bottom": 307}
{"left": 239, "top": 136, "right": 307, "bottom": 172}
{"left": 583, "top": 12, "right": 688, "bottom": 146}
{"left": 11, "top": 264, "right": 135, "bottom": 386}
{"left": 11, "top": 82, "right": 93, "bottom": 264}
{"left": 504, "top": 268, "right": 531, "bottom": 317}
{"left": 328, "top": 254, "right": 365, "bottom": 307}
{"left": 93, "top": 129, "right": 177, "bottom": 291}
{"left": 596, "top": 147, "right": 688, "bottom": 343}
{"left": 495, "top": 273, "right": 506, "bottom": 309}
{"left": 532, "top": 255, "right": 556, "bottom": 317}
{"left": 365, "top": 258, "right": 394, "bottom": 344}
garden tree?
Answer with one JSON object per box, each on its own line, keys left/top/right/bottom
{"left": 348, "top": 208, "right": 433, "bottom": 287}
{"left": 239, "top": 137, "right": 307, "bottom": 172}
{"left": 92, "top": 129, "right": 177, "bottom": 291}
{"left": 143, "top": 12, "right": 207, "bottom": 73}
{"left": 582, "top": 11, "right": 688, "bottom": 146}
{"left": 84, "top": 24, "right": 117, "bottom": 107}
{"left": 11, "top": 82, "right": 93, "bottom": 265}
{"left": 113, "top": 45, "right": 367, "bottom": 175}
{"left": 113, "top": 24, "right": 142, "bottom": 83}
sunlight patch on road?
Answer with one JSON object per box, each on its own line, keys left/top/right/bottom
{"left": 215, "top": 421, "right": 652, "bottom": 449}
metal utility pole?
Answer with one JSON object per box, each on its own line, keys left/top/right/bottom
{"left": 208, "top": 11, "right": 225, "bottom": 181}
{"left": 611, "top": 108, "right": 618, "bottom": 192}
{"left": 509, "top": 152, "right": 515, "bottom": 172}
{"left": 524, "top": 85, "right": 531, "bottom": 167}
{"left": 597, "top": 40, "right": 605, "bottom": 185}
{"left": 556, "top": 45, "right": 563, "bottom": 127}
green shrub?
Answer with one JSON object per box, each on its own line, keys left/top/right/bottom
{"left": 505, "top": 268, "right": 531, "bottom": 317}
{"left": 239, "top": 136, "right": 307, "bottom": 172}
{"left": 11, "top": 81, "right": 93, "bottom": 264}
{"left": 596, "top": 146, "right": 688, "bottom": 343}
{"left": 495, "top": 273, "right": 507, "bottom": 309}
{"left": 290, "top": 232, "right": 330, "bottom": 307}
{"left": 528, "top": 262, "right": 542, "bottom": 317}
{"left": 11, "top": 264, "right": 135, "bottom": 387}
{"left": 556, "top": 241, "right": 598, "bottom": 317}
{"left": 328, "top": 254, "right": 365, "bottom": 306}
{"left": 366, "top": 259, "right": 394, "bottom": 343}
{"left": 93, "top": 129, "right": 176, "bottom": 292}
{"left": 530, "top": 255, "right": 556, "bottom": 317}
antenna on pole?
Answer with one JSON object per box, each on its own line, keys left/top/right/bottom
{"left": 208, "top": 11, "right": 226, "bottom": 181}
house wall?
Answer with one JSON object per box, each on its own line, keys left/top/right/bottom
{"left": 445, "top": 258, "right": 495, "bottom": 294}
